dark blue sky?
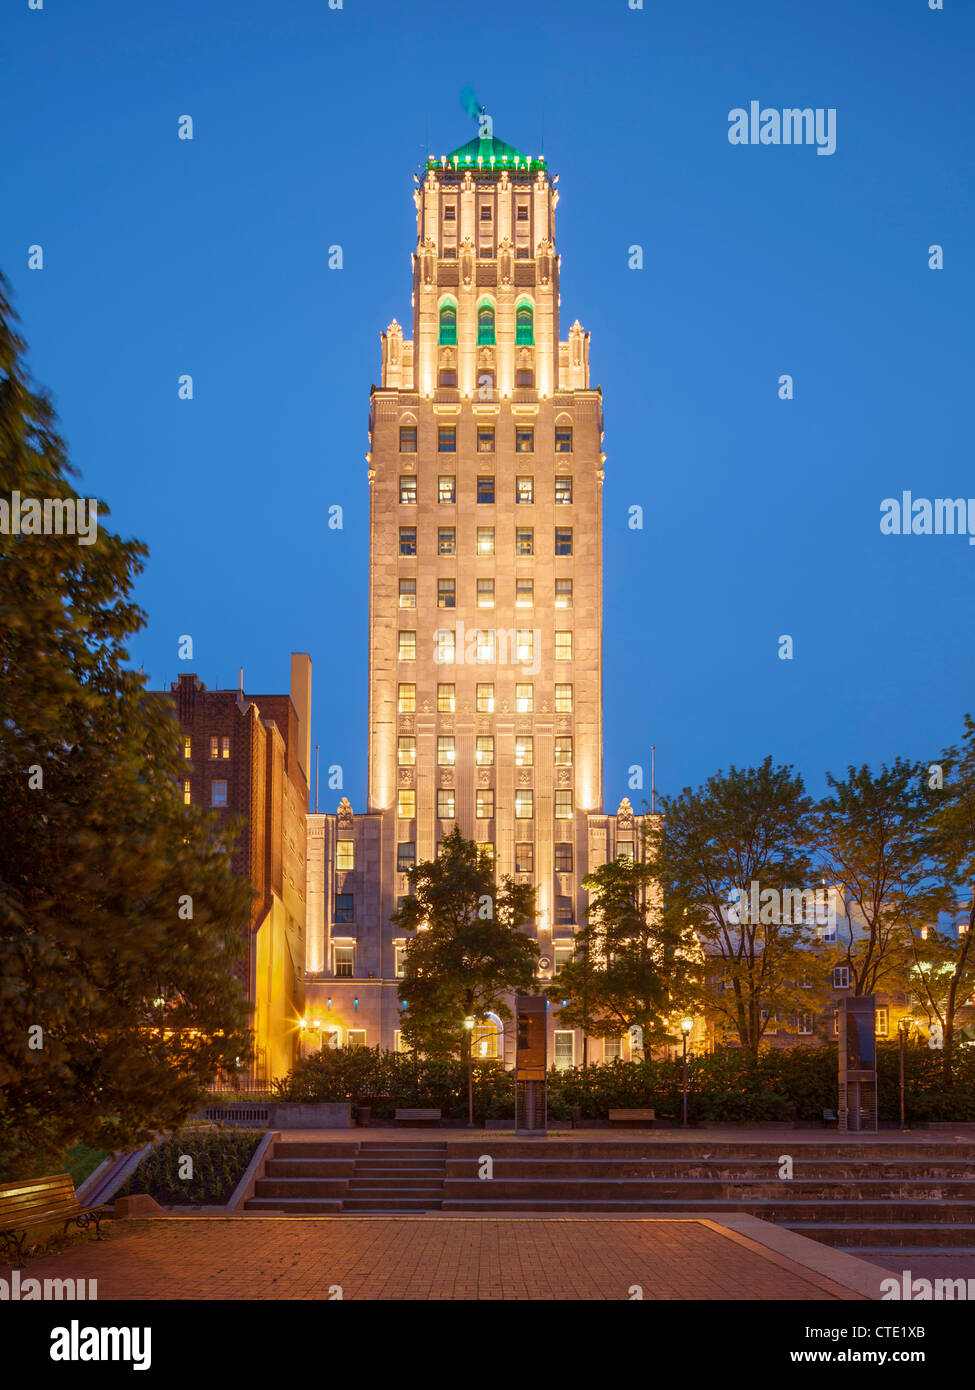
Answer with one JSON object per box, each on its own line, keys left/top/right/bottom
{"left": 6, "top": 0, "right": 973, "bottom": 812}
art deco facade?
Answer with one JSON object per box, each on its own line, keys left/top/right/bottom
{"left": 303, "top": 130, "right": 638, "bottom": 1067}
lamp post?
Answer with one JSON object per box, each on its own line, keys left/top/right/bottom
{"left": 899, "top": 1017, "right": 909, "bottom": 1130}
{"left": 464, "top": 1017, "right": 476, "bottom": 1129}
{"left": 681, "top": 1018, "right": 694, "bottom": 1128}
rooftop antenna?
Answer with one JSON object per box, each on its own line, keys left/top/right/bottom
{"left": 238, "top": 666, "right": 243, "bottom": 693}
{"left": 315, "top": 744, "right": 320, "bottom": 813}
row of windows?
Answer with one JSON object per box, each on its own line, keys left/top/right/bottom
{"left": 334, "top": 840, "right": 575, "bottom": 878}
{"left": 756, "top": 1008, "right": 891, "bottom": 1037}
{"left": 397, "top": 681, "right": 574, "bottom": 713}
{"left": 441, "top": 204, "right": 531, "bottom": 226}
{"left": 400, "top": 426, "right": 572, "bottom": 454}
{"left": 183, "top": 779, "right": 228, "bottom": 808}
{"left": 182, "top": 735, "right": 231, "bottom": 760}
{"left": 398, "top": 629, "right": 573, "bottom": 662}
{"left": 401, "top": 525, "right": 573, "bottom": 553}
{"left": 400, "top": 577, "right": 573, "bottom": 609}
{"left": 400, "top": 476, "right": 574, "bottom": 506}
{"left": 397, "top": 733, "right": 572, "bottom": 767}
{"left": 396, "top": 788, "right": 574, "bottom": 820}
{"left": 438, "top": 301, "right": 534, "bottom": 346}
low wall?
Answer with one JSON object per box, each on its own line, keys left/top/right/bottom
{"left": 201, "top": 1101, "right": 352, "bottom": 1129}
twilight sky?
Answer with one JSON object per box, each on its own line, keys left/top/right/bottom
{"left": 5, "top": 0, "right": 973, "bottom": 812}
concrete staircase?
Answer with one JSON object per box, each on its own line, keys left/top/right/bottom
{"left": 243, "top": 1139, "right": 447, "bottom": 1214}
{"left": 244, "top": 1141, "right": 354, "bottom": 1213}
{"left": 343, "top": 1141, "right": 447, "bottom": 1213}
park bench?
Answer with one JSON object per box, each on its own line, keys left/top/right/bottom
{"left": 0, "top": 1173, "right": 109, "bottom": 1267}
{"left": 394, "top": 1108, "right": 441, "bottom": 1127}
{"left": 608, "top": 1109, "right": 656, "bottom": 1128}
{"left": 823, "top": 1109, "right": 839, "bottom": 1129}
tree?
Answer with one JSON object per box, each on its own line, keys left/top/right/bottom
{"left": 391, "top": 828, "right": 538, "bottom": 1065}
{"left": 549, "top": 853, "right": 700, "bottom": 1057}
{"left": 0, "top": 274, "right": 253, "bottom": 1178}
{"left": 647, "top": 757, "right": 816, "bottom": 1061}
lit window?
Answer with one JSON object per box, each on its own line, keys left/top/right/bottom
{"left": 477, "top": 304, "right": 495, "bottom": 345}
{"left": 515, "top": 842, "right": 534, "bottom": 874}
{"left": 555, "top": 527, "right": 573, "bottom": 555}
{"left": 833, "top": 966, "right": 851, "bottom": 989}
{"left": 515, "top": 736, "right": 534, "bottom": 767}
{"left": 437, "top": 788, "right": 455, "bottom": 819}
{"left": 398, "top": 790, "right": 416, "bottom": 819}
{"left": 182, "top": 780, "right": 191, "bottom": 805}
{"left": 394, "top": 946, "right": 407, "bottom": 979}
{"left": 477, "top": 425, "right": 495, "bottom": 452}
{"left": 336, "top": 840, "right": 355, "bottom": 870}
{"left": 555, "top": 683, "right": 573, "bottom": 712}
{"left": 555, "top": 631, "right": 573, "bottom": 661}
{"left": 397, "top": 737, "right": 416, "bottom": 766}
{"left": 604, "top": 1036, "right": 622, "bottom": 1061}
{"left": 439, "top": 476, "right": 456, "bottom": 504}
{"left": 555, "top": 790, "right": 573, "bottom": 819}
{"left": 516, "top": 629, "right": 534, "bottom": 663}
{"left": 335, "top": 893, "right": 354, "bottom": 923}
{"left": 554, "top": 842, "right": 573, "bottom": 873}
{"left": 209, "top": 735, "right": 219, "bottom": 759}
{"left": 876, "top": 1007, "right": 889, "bottom": 1037}
{"left": 438, "top": 425, "right": 456, "bottom": 453}
{"left": 334, "top": 946, "right": 354, "bottom": 977}
{"left": 476, "top": 629, "right": 496, "bottom": 663}
{"left": 399, "top": 425, "right": 417, "bottom": 452}
{"left": 477, "top": 842, "right": 495, "bottom": 864}
{"left": 398, "top": 631, "right": 416, "bottom": 661}
{"left": 555, "top": 476, "right": 573, "bottom": 504}
{"left": 555, "top": 427, "right": 573, "bottom": 453}
{"left": 555, "top": 578, "right": 572, "bottom": 608}
{"left": 476, "top": 789, "right": 494, "bottom": 819}
{"left": 397, "top": 843, "right": 415, "bottom": 873}
{"left": 476, "top": 736, "right": 495, "bottom": 766}
{"left": 399, "top": 578, "right": 416, "bottom": 608}
{"left": 436, "top": 629, "right": 455, "bottom": 664}
{"left": 399, "top": 527, "right": 416, "bottom": 556}
{"left": 437, "top": 684, "right": 455, "bottom": 713}
{"left": 477, "top": 527, "right": 495, "bottom": 555}
{"left": 516, "top": 476, "right": 534, "bottom": 505}
{"left": 516, "top": 682, "right": 533, "bottom": 713}
{"left": 476, "top": 684, "right": 494, "bottom": 713}
{"left": 439, "top": 301, "right": 457, "bottom": 345}
{"left": 555, "top": 946, "right": 574, "bottom": 974}
{"left": 555, "top": 736, "right": 573, "bottom": 766}
{"left": 346, "top": 1029, "right": 366, "bottom": 1048}
{"left": 438, "top": 736, "right": 456, "bottom": 766}
{"left": 220, "top": 738, "right": 230, "bottom": 759}
{"left": 398, "top": 683, "right": 416, "bottom": 713}
{"left": 477, "top": 476, "right": 495, "bottom": 504}
{"left": 617, "top": 842, "right": 633, "bottom": 862}
{"left": 211, "top": 780, "right": 228, "bottom": 808}
{"left": 477, "top": 579, "right": 495, "bottom": 608}
{"left": 798, "top": 1012, "right": 814, "bottom": 1035}
{"left": 438, "top": 527, "right": 456, "bottom": 554}
{"left": 516, "top": 528, "right": 534, "bottom": 555}
{"left": 438, "top": 578, "right": 456, "bottom": 609}
{"left": 399, "top": 476, "right": 417, "bottom": 504}
{"left": 555, "top": 896, "right": 573, "bottom": 925}
{"left": 515, "top": 789, "right": 534, "bottom": 819}
{"left": 182, "top": 736, "right": 192, "bottom": 759}
{"left": 515, "top": 302, "right": 534, "bottom": 346}
{"left": 553, "top": 1031, "right": 574, "bottom": 1071}
{"left": 515, "top": 430, "right": 534, "bottom": 454}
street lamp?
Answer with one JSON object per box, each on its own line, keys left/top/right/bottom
{"left": 464, "top": 1017, "right": 476, "bottom": 1129}
{"left": 898, "top": 1016, "right": 911, "bottom": 1130}
{"left": 681, "top": 1018, "right": 694, "bottom": 1128}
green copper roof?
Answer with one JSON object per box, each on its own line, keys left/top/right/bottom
{"left": 426, "top": 132, "right": 546, "bottom": 177}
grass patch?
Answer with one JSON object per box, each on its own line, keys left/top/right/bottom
{"left": 115, "top": 1129, "right": 263, "bottom": 1207}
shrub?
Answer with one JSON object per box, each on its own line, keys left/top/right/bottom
{"left": 116, "top": 1129, "right": 262, "bottom": 1206}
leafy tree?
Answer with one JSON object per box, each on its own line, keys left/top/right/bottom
{"left": 0, "top": 274, "right": 253, "bottom": 1179}
{"left": 647, "top": 757, "right": 816, "bottom": 1061}
{"left": 391, "top": 827, "right": 538, "bottom": 1065}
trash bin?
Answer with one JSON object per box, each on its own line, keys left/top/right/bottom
{"left": 355, "top": 1105, "right": 371, "bottom": 1127}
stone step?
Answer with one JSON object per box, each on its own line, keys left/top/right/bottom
{"left": 252, "top": 1178, "right": 349, "bottom": 1199}
{"left": 243, "top": 1196, "right": 343, "bottom": 1213}
{"left": 440, "top": 1195, "right": 975, "bottom": 1221}
{"left": 444, "top": 1159, "right": 975, "bottom": 1180}
{"left": 348, "top": 1176, "right": 448, "bottom": 1190}
{"left": 786, "top": 1223, "right": 975, "bottom": 1248}
{"left": 264, "top": 1159, "right": 356, "bottom": 1179}
{"left": 353, "top": 1163, "right": 446, "bottom": 1175}
{"left": 443, "top": 1143, "right": 975, "bottom": 1161}
{"left": 272, "top": 1142, "right": 360, "bottom": 1158}
{"left": 342, "top": 1195, "right": 444, "bottom": 1211}
{"left": 441, "top": 1178, "right": 975, "bottom": 1202}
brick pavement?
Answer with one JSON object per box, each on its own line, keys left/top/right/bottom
{"left": 0, "top": 1217, "right": 865, "bottom": 1300}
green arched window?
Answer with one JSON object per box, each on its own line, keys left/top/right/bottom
{"left": 477, "top": 302, "right": 496, "bottom": 346}
{"left": 515, "top": 301, "right": 534, "bottom": 346}
{"left": 439, "top": 301, "right": 457, "bottom": 346}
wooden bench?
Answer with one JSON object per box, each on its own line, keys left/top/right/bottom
{"left": 0, "top": 1173, "right": 109, "bottom": 1267}
{"left": 394, "top": 1108, "right": 441, "bottom": 1127}
{"left": 608, "top": 1109, "right": 656, "bottom": 1128}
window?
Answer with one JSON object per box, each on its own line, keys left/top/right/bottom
{"left": 438, "top": 736, "right": 456, "bottom": 766}
{"left": 335, "top": 893, "right": 354, "bottom": 923}
{"left": 555, "top": 578, "right": 573, "bottom": 609}
{"left": 398, "top": 630, "right": 416, "bottom": 661}
{"left": 604, "top": 1036, "right": 622, "bottom": 1062}
{"left": 555, "top": 842, "right": 573, "bottom": 874}
{"left": 182, "top": 736, "right": 192, "bottom": 759}
{"left": 555, "top": 945, "right": 574, "bottom": 973}
{"left": 555, "top": 895, "right": 573, "bottom": 925}
{"left": 399, "top": 425, "right": 417, "bottom": 452}
{"left": 182, "top": 780, "right": 191, "bottom": 805}
{"left": 438, "top": 527, "right": 456, "bottom": 554}
{"left": 515, "top": 247, "right": 529, "bottom": 259}
{"left": 476, "top": 683, "right": 494, "bottom": 713}
{"left": 515, "top": 368, "right": 534, "bottom": 388}
{"left": 398, "top": 790, "right": 416, "bottom": 819}
{"left": 555, "top": 682, "right": 573, "bottom": 712}
{"left": 516, "top": 476, "right": 534, "bottom": 504}
{"left": 437, "top": 683, "right": 455, "bottom": 713}
{"left": 515, "top": 735, "right": 534, "bottom": 766}
{"left": 477, "top": 527, "right": 495, "bottom": 556}
{"left": 553, "top": 1031, "right": 574, "bottom": 1071}
{"left": 555, "top": 426, "right": 573, "bottom": 453}
{"left": 555, "top": 527, "right": 573, "bottom": 555}
{"left": 516, "top": 203, "right": 529, "bottom": 222}
{"left": 820, "top": 921, "right": 837, "bottom": 943}
{"left": 438, "top": 578, "right": 456, "bottom": 609}
{"left": 833, "top": 1013, "right": 840, "bottom": 1037}
{"left": 346, "top": 1030, "right": 366, "bottom": 1049}
{"left": 515, "top": 429, "right": 534, "bottom": 454}
{"left": 515, "top": 301, "right": 534, "bottom": 346}
{"left": 399, "top": 578, "right": 416, "bottom": 608}
{"left": 477, "top": 578, "right": 495, "bottom": 608}
{"left": 876, "top": 1007, "right": 889, "bottom": 1037}
{"left": 477, "top": 842, "right": 495, "bottom": 864}
{"left": 398, "top": 682, "right": 416, "bottom": 713}
{"left": 399, "top": 476, "right": 417, "bottom": 505}
{"left": 397, "top": 736, "right": 416, "bottom": 766}
{"left": 798, "top": 1012, "right": 814, "bottom": 1035}
{"left": 477, "top": 303, "right": 495, "bottom": 345}
{"left": 477, "top": 476, "right": 495, "bottom": 504}
{"left": 516, "top": 527, "right": 534, "bottom": 556}
{"left": 439, "top": 475, "right": 456, "bottom": 504}
{"left": 436, "top": 628, "right": 455, "bottom": 663}
{"left": 397, "top": 843, "right": 415, "bottom": 873}
{"left": 438, "top": 368, "right": 457, "bottom": 388}
{"left": 438, "top": 425, "right": 456, "bottom": 453}
{"left": 476, "top": 629, "right": 495, "bottom": 663}
{"left": 444, "top": 205, "right": 456, "bottom": 222}
{"left": 442, "top": 247, "right": 457, "bottom": 258}
{"left": 334, "top": 947, "right": 354, "bottom": 977}
{"left": 393, "top": 1029, "right": 407, "bottom": 1052}
{"left": 477, "top": 425, "right": 495, "bottom": 452}
{"left": 476, "top": 736, "right": 495, "bottom": 766}
{"left": 555, "top": 737, "right": 573, "bottom": 767}
{"left": 477, "top": 370, "right": 495, "bottom": 397}
{"left": 833, "top": 965, "right": 851, "bottom": 989}
{"left": 394, "top": 947, "right": 407, "bottom": 979}
{"left": 555, "top": 790, "right": 573, "bottom": 819}
{"left": 617, "top": 841, "right": 633, "bottom": 862}
{"left": 336, "top": 839, "right": 355, "bottom": 870}
{"left": 515, "top": 842, "right": 534, "bottom": 874}
{"left": 438, "top": 301, "right": 457, "bottom": 345}
{"left": 555, "top": 476, "right": 573, "bottom": 504}
{"left": 515, "top": 789, "right": 534, "bottom": 819}
{"left": 479, "top": 205, "right": 492, "bottom": 222}
{"left": 555, "top": 631, "right": 573, "bottom": 661}
{"left": 516, "top": 630, "right": 534, "bottom": 664}
{"left": 437, "top": 788, "right": 455, "bottom": 819}
{"left": 209, "top": 735, "right": 230, "bottom": 760}
{"left": 476, "top": 789, "right": 495, "bottom": 819}
{"left": 516, "top": 682, "right": 533, "bottom": 713}
{"left": 211, "top": 780, "right": 227, "bottom": 807}
{"left": 399, "top": 527, "right": 416, "bottom": 556}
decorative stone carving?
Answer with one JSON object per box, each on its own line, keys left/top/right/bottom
{"left": 518, "top": 770, "right": 533, "bottom": 786}
{"left": 440, "top": 717, "right": 454, "bottom": 733}
{"left": 557, "top": 769, "right": 571, "bottom": 786}
{"left": 399, "top": 716, "right": 414, "bottom": 734}
{"left": 337, "top": 796, "right": 354, "bottom": 827}
{"left": 617, "top": 796, "right": 634, "bottom": 827}
{"left": 497, "top": 237, "right": 513, "bottom": 285}
{"left": 440, "top": 770, "right": 453, "bottom": 787}
{"left": 398, "top": 768, "right": 414, "bottom": 786}
{"left": 556, "top": 717, "right": 571, "bottom": 732}
{"left": 460, "top": 238, "right": 474, "bottom": 286}
{"left": 478, "top": 769, "right": 491, "bottom": 787}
